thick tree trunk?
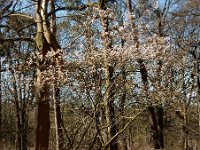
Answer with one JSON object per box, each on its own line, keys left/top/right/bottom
{"left": 34, "top": 32, "right": 51, "bottom": 149}
{"left": 35, "top": 1, "right": 51, "bottom": 149}
{"left": 35, "top": 0, "right": 63, "bottom": 149}
{"left": 35, "top": 84, "right": 50, "bottom": 150}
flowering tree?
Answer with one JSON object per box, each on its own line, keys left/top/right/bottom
{"left": 0, "top": 0, "right": 199, "bottom": 150}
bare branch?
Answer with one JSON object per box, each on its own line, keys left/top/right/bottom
{"left": 103, "top": 108, "right": 146, "bottom": 149}
{"left": 0, "top": 37, "right": 34, "bottom": 42}
{"left": 9, "top": 13, "right": 35, "bottom": 21}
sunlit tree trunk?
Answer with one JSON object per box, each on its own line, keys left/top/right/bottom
{"left": 35, "top": 0, "right": 63, "bottom": 149}
{"left": 35, "top": 0, "right": 50, "bottom": 149}
{"left": 50, "top": 0, "right": 64, "bottom": 149}
{"left": 53, "top": 87, "right": 64, "bottom": 150}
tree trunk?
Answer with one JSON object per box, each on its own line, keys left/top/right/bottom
{"left": 138, "top": 59, "right": 164, "bottom": 149}
{"left": 99, "top": 1, "right": 118, "bottom": 149}
{"left": 156, "top": 106, "right": 164, "bottom": 149}
{"left": 53, "top": 87, "right": 64, "bottom": 150}
{"left": 118, "top": 4, "right": 127, "bottom": 149}
{"left": 10, "top": 70, "right": 22, "bottom": 150}
{"left": 21, "top": 84, "right": 28, "bottom": 150}
{"left": 35, "top": 1, "right": 51, "bottom": 149}
{"left": 35, "top": 83, "right": 50, "bottom": 150}
{"left": 104, "top": 66, "right": 118, "bottom": 150}
{"left": 34, "top": 32, "right": 51, "bottom": 149}
{"left": 148, "top": 106, "right": 164, "bottom": 149}
{"left": 0, "top": 58, "right": 2, "bottom": 143}
{"left": 35, "top": 0, "right": 63, "bottom": 149}
{"left": 21, "top": 109, "right": 28, "bottom": 150}
{"left": 119, "top": 69, "right": 127, "bottom": 150}
{"left": 15, "top": 100, "right": 21, "bottom": 150}
{"left": 183, "top": 106, "right": 189, "bottom": 150}
{"left": 49, "top": 1, "right": 64, "bottom": 149}
{"left": 126, "top": 0, "right": 139, "bottom": 48}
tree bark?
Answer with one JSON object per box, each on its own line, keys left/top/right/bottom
{"left": 0, "top": 58, "right": 2, "bottom": 143}
{"left": 35, "top": 0, "right": 63, "bottom": 149}
{"left": 135, "top": 2, "right": 165, "bottom": 149}
{"left": 50, "top": 0, "right": 64, "bottom": 149}
{"left": 35, "top": 84, "right": 50, "bottom": 150}
{"left": 99, "top": 1, "right": 118, "bottom": 149}
{"left": 10, "top": 69, "right": 22, "bottom": 150}
{"left": 137, "top": 46, "right": 164, "bottom": 150}
{"left": 35, "top": 1, "right": 51, "bottom": 149}
{"left": 53, "top": 87, "right": 64, "bottom": 150}
{"left": 148, "top": 107, "right": 164, "bottom": 149}
{"left": 119, "top": 68, "right": 127, "bottom": 150}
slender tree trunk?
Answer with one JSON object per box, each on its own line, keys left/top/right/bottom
{"left": 21, "top": 109, "right": 28, "bottom": 150}
{"left": 138, "top": 59, "right": 164, "bottom": 149}
{"left": 53, "top": 87, "right": 64, "bottom": 150}
{"left": 0, "top": 57, "right": 2, "bottom": 143}
{"left": 104, "top": 66, "right": 117, "bottom": 150}
{"left": 126, "top": 0, "right": 139, "bottom": 48}
{"left": 156, "top": 106, "right": 164, "bottom": 149}
{"left": 117, "top": 4, "right": 127, "bottom": 149}
{"left": 21, "top": 83, "right": 28, "bottom": 150}
{"left": 15, "top": 101, "right": 21, "bottom": 150}
{"left": 107, "top": 75, "right": 117, "bottom": 150}
{"left": 196, "top": 59, "right": 200, "bottom": 149}
{"left": 10, "top": 70, "right": 22, "bottom": 150}
{"left": 99, "top": 1, "right": 118, "bottom": 149}
{"left": 119, "top": 69, "right": 127, "bottom": 150}
{"left": 148, "top": 106, "right": 164, "bottom": 149}
{"left": 183, "top": 105, "right": 189, "bottom": 150}
{"left": 50, "top": 1, "right": 64, "bottom": 149}
{"left": 128, "top": 0, "right": 164, "bottom": 146}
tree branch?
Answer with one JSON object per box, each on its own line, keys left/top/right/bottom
{"left": 0, "top": 37, "right": 34, "bottom": 42}
{"left": 48, "top": 5, "right": 87, "bottom": 17}
{"left": 9, "top": 13, "right": 35, "bottom": 21}
{"left": 103, "top": 108, "right": 146, "bottom": 149}
{"left": 48, "top": 2, "right": 99, "bottom": 17}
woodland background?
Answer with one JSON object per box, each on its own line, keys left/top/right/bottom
{"left": 0, "top": 0, "right": 200, "bottom": 150}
